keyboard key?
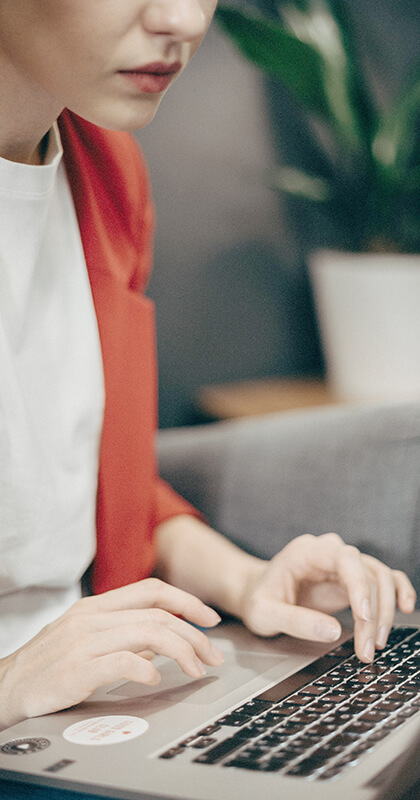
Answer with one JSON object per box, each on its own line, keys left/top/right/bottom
{"left": 345, "top": 702, "right": 370, "bottom": 715}
{"left": 354, "top": 692, "right": 382, "bottom": 703}
{"left": 361, "top": 664, "right": 388, "bottom": 677}
{"left": 159, "top": 746, "right": 184, "bottom": 759}
{"left": 318, "top": 765, "right": 345, "bottom": 780}
{"left": 309, "top": 700, "right": 335, "bottom": 713}
{"left": 327, "top": 732, "right": 359, "bottom": 752}
{"left": 224, "top": 756, "right": 266, "bottom": 770}
{"left": 216, "top": 713, "right": 253, "bottom": 727}
{"left": 376, "top": 699, "right": 403, "bottom": 711}
{"left": 259, "top": 754, "right": 295, "bottom": 772}
{"left": 291, "top": 710, "right": 320, "bottom": 725}
{"left": 196, "top": 724, "right": 221, "bottom": 736}
{"left": 232, "top": 724, "right": 260, "bottom": 740}
{"left": 235, "top": 699, "right": 273, "bottom": 716}
{"left": 299, "top": 684, "right": 327, "bottom": 696}
{"left": 364, "top": 727, "right": 391, "bottom": 743}
{"left": 388, "top": 689, "right": 417, "bottom": 702}
{"left": 258, "top": 731, "right": 290, "bottom": 746}
{"left": 193, "top": 734, "right": 245, "bottom": 764}
{"left": 351, "top": 672, "right": 376, "bottom": 684}
{"left": 350, "top": 739, "right": 376, "bottom": 757}
{"left": 326, "top": 692, "right": 351, "bottom": 704}
{"left": 382, "top": 716, "right": 406, "bottom": 730}
{"left": 343, "top": 720, "right": 374, "bottom": 735}
{"left": 313, "top": 675, "right": 342, "bottom": 687}
{"left": 404, "top": 677, "right": 420, "bottom": 690}
{"left": 332, "top": 750, "right": 361, "bottom": 768}
{"left": 360, "top": 709, "right": 390, "bottom": 723}
{"left": 285, "top": 747, "right": 331, "bottom": 775}
{"left": 287, "top": 693, "right": 312, "bottom": 706}
{"left": 191, "top": 737, "right": 218, "bottom": 748}
{"left": 395, "top": 706, "right": 420, "bottom": 719}
{"left": 380, "top": 673, "right": 403, "bottom": 686}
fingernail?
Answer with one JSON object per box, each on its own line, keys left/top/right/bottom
{"left": 403, "top": 594, "right": 416, "bottom": 613}
{"left": 363, "top": 638, "right": 375, "bottom": 662}
{"left": 317, "top": 623, "right": 341, "bottom": 642}
{"left": 376, "top": 625, "right": 389, "bottom": 649}
{"left": 362, "top": 598, "right": 371, "bottom": 622}
{"left": 193, "top": 657, "right": 207, "bottom": 677}
{"left": 210, "top": 644, "right": 225, "bottom": 663}
{"left": 205, "top": 608, "right": 222, "bottom": 624}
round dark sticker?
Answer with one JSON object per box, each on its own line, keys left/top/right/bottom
{"left": 0, "top": 737, "right": 51, "bottom": 756}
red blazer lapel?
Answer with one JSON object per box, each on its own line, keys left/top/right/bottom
{"left": 58, "top": 111, "right": 157, "bottom": 592}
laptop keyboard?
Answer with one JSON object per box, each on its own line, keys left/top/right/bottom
{"left": 159, "top": 626, "right": 420, "bottom": 781}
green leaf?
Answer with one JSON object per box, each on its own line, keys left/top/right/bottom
{"left": 215, "top": 5, "right": 331, "bottom": 120}
{"left": 269, "top": 166, "right": 332, "bottom": 201}
{"left": 278, "top": 0, "right": 376, "bottom": 155}
{"left": 373, "top": 75, "right": 420, "bottom": 174}
{"left": 325, "top": 0, "right": 378, "bottom": 144}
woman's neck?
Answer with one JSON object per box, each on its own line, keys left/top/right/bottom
{"left": 0, "top": 53, "right": 61, "bottom": 165}
{"left": 0, "top": 137, "right": 46, "bottom": 166}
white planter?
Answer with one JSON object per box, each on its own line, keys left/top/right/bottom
{"left": 309, "top": 249, "right": 420, "bottom": 402}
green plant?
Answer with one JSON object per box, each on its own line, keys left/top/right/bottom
{"left": 215, "top": 0, "right": 420, "bottom": 253}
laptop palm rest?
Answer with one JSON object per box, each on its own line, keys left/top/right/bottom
{"left": 108, "top": 651, "right": 285, "bottom": 708}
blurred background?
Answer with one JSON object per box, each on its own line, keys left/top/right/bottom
{"left": 136, "top": 0, "right": 420, "bottom": 429}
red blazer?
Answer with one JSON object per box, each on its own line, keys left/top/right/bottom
{"left": 58, "top": 110, "right": 197, "bottom": 595}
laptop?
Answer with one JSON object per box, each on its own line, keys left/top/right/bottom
{"left": 1, "top": 611, "right": 419, "bottom": 800}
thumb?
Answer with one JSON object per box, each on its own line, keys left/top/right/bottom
{"left": 247, "top": 598, "right": 342, "bottom": 642}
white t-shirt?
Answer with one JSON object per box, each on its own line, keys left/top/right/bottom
{"left": 0, "top": 126, "right": 105, "bottom": 656}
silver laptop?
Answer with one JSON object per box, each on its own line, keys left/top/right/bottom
{"left": 1, "top": 612, "right": 420, "bottom": 800}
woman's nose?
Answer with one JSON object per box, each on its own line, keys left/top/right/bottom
{"left": 141, "top": 0, "right": 210, "bottom": 41}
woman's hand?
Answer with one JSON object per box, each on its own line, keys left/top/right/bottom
{"left": 239, "top": 533, "right": 417, "bottom": 662}
{"left": 0, "top": 578, "right": 224, "bottom": 731}
{"left": 156, "top": 517, "right": 417, "bottom": 663}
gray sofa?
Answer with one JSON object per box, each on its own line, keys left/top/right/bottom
{"left": 158, "top": 403, "right": 420, "bottom": 595}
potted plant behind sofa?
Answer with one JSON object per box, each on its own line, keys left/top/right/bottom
{"left": 215, "top": 0, "right": 420, "bottom": 402}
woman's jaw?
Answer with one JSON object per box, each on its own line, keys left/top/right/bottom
{"left": 0, "top": 0, "right": 217, "bottom": 162}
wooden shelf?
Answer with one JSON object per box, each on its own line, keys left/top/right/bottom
{"left": 196, "top": 377, "right": 341, "bottom": 420}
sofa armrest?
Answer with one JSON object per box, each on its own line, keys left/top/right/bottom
{"left": 158, "top": 404, "right": 420, "bottom": 591}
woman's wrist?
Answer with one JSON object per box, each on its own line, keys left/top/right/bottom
{"left": 155, "top": 515, "right": 266, "bottom": 621}
{"left": 223, "top": 552, "right": 266, "bottom": 622}
{"left": 0, "top": 654, "right": 25, "bottom": 732}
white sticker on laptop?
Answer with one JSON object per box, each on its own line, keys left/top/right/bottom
{"left": 63, "top": 716, "right": 149, "bottom": 746}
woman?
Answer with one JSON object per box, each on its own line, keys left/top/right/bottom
{"left": 0, "top": 0, "right": 416, "bottom": 732}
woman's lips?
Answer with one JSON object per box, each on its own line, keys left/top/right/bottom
{"left": 119, "top": 61, "right": 182, "bottom": 93}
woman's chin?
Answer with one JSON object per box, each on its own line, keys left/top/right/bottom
{"left": 69, "top": 94, "right": 164, "bottom": 132}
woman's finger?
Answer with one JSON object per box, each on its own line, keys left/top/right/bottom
{"left": 245, "top": 590, "right": 342, "bottom": 642}
{"left": 309, "top": 544, "right": 394, "bottom": 661}
{"left": 285, "top": 535, "right": 378, "bottom": 629}
{"left": 360, "top": 558, "right": 401, "bottom": 650}
{"left": 80, "top": 609, "right": 223, "bottom": 674}
{"left": 75, "top": 578, "right": 221, "bottom": 629}
{"left": 90, "top": 623, "right": 214, "bottom": 679}
{"left": 86, "top": 651, "right": 162, "bottom": 690}
{"left": 356, "top": 558, "right": 416, "bottom": 654}
{"left": 394, "top": 569, "right": 417, "bottom": 614}
{"left": 137, "top": 649, "right": 155, "bottom": 661}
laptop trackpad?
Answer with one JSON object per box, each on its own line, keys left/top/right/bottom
{"left": 108, "top": 651, "right": 283, "bottom": 706}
